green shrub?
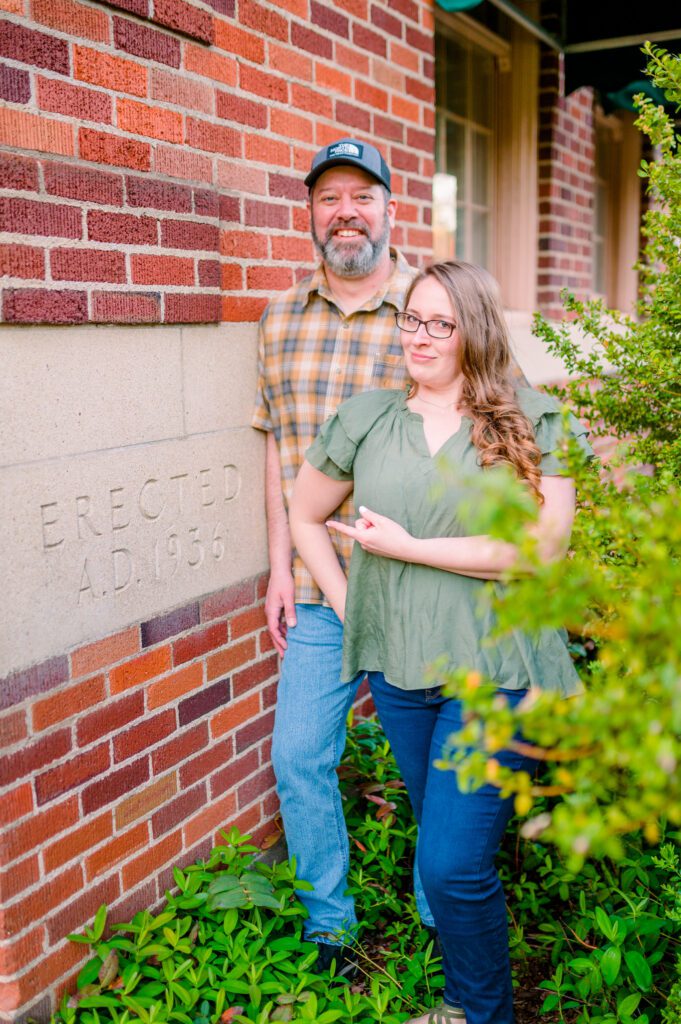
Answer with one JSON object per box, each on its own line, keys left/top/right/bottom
{"left": 430, "top": 44, "right": 681, "bottom": 863}
{"left": 55, "top": 732, "right": 444, "bottom": 1024}
{"left": 418, "top": 42, "right": 681, "bottom": 1023}
{"left": 56, "top": 719, "right": 681, "bottom": 1024}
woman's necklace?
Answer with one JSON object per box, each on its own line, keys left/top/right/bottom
{"left": 415, "top": 393, "right": 458, "bottom": 411}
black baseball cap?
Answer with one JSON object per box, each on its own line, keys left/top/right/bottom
{"left": 304, "top": 138, "right": 391, "bottom": 192}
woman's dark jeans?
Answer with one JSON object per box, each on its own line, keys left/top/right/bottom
{"left": 368, "top": 672, "right": 538, "bottom": 1024}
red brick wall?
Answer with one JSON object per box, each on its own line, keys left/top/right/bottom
{"left": 0, "top": 0, "right": 436, "bottom": 325}
{"left": 0, "top": 571, "right": 375, "bottom": 1019}
{"left": 0, "top": 575, "right": 278, "bottom": 1017}
{"left": 537, "top": 48, "right": 596, "bottom": 319}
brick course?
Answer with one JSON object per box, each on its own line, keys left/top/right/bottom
{"left": 0, "top": 63, "right": 30, "bottom": 103}
{"left": 0, "top": 0, "right": 434, "bottom": 325}
{"left": 0, "top": 21, "right": 70, "bottom": 75}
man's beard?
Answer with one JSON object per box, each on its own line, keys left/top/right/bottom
{"left": 311, "top": 213, "right": 391, "bottom": 278}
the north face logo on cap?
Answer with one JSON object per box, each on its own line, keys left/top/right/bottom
{"left": 327, "top": 142, "right": 363, "bottom": 159}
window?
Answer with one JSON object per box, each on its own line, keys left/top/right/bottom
{"left": 592, "top": 109, "right": 641, "bottom": 311}
{"left": 433, "top": 10, "right": 539, "bottom": 311}
{"left": 434, "top": 31, "right": 496, "bottom": 267}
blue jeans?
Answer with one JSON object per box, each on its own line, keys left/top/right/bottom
{"left": 271, "top": 604, "right": 434, "bottom": 941}
{"left": 368, "top": 672, "right": 538, "bottom": 1024}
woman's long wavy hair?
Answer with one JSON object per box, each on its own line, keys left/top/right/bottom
{"left": 405, "top": 260, "right": 544, "bottom": 503}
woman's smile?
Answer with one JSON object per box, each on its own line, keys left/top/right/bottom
{"left": 400, "top": 277, "right": 463, "bottom": 389}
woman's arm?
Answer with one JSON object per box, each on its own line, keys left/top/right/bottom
{"left": 289, "top": 461, "right": 354, "bottom": 620}
{"left": 328, "top": 475, "right": 576, "bottom": 581}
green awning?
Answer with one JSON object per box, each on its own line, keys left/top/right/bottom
{"left": 434, "top": 0, "right": 681, "bottom": 111}
{"left": 604, "top": 80, "right": 671, "bottom": 115}
{"left": 435, "top": 0, "right": 482, "bottom": 9}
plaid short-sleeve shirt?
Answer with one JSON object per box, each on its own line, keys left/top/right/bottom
{"left": 252, "top": 248, "right": 416, "bottom": 605}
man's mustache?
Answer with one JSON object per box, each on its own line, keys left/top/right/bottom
{"left": 325, "top": 221, "right": 369, "bottom": 243}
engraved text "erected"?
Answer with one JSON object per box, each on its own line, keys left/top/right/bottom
{"left": 38, "top": 465, "right": 241, "bottom": 604}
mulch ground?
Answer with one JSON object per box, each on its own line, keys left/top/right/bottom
{"left": 514, "top": 956, "right": 558, "bottom": 1024}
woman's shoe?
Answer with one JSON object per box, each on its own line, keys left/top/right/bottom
{"left": 405, "top": 1003, "right": 466, "bottom": 1024}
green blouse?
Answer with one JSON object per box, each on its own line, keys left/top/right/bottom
{"left": 305, "top": 387, "right": 592, "bottom": 694}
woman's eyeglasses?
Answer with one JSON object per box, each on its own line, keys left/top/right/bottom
{"left": 395, "top": 312, "right": 457, "bottom": 339}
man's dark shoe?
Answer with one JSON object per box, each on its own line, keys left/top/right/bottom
{"left": 312, "top": 940, "right": 359, "bottom": 980}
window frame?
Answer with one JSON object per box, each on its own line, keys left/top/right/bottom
{"left": 433, "top": 12, "right": 510, "bottom": 277}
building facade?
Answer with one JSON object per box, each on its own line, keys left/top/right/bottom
{"left": 0, "top": 0, "right": 664, "bottom": 1017}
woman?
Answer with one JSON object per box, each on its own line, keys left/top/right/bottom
{"left": 289, "top": 261, "right": 592, "bottom": 1024}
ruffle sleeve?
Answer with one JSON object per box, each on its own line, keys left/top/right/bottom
{"left": 516, "top": 387, "right": 594, "bottom": 475}
{"left": 305, "top": 389, "right": 402, "bottom": 481}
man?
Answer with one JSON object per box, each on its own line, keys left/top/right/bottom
{"left": 252, "top": 138, "right": 434, "bottom": 970}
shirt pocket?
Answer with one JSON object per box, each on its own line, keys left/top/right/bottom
{"left": 371, "top": 353, "right": 407, "bottom": 390}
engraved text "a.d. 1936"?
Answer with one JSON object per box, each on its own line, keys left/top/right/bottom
{"left": 37, "top": 465, "right": 241, "bottom": 604}
{"left": 74, "top": 521, "right": 228, "bottom": 604}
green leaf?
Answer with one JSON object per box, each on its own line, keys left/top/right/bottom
{"left": 92, "top": 905, "right": 108, "bottom": 943}
{"left": 209, "top": 891, "right": 247, "bottom": 910}
{"left": 77, "top": 959, "right": 103, "bottom": 989}
{"left": 617, "top": 992, "right": 642, "bottom": 1015}
{"left": 152, "top": 912, "right": 177, "bottom": 930}
{"left": 595, "top": 906, "right": 613, "bottom": 940}
{"left": 222, "top": 908, "right": 239, "bottom": 934}
{"left": 249, "top": 893, "right": 282, "bottom": 910}
{"left": 241, "top": 871, "right": 273, "bottom": 889}
{"left": 600, "top": 946, "right": 621, "bottom": 986}
{"left": 207, "top": 874, "right": 241, "bottom": 894}
{"left": 137, "top": 983, "right": 165, "bottom": 997}
{"left": 267, "top": 938, "right": 301, "bottom": 951}
{"left": 624, "top": 951, "right": 652, "bottom": 991}
{"left": 220, "top": 979, "right": 251, "bottom": 995}
{"left": 569, "top": 957, "right": 593, "bottom": 975}
{"left": 633, "top": 917, "right": 665, "bottom": 935}
{"left": 174, "top": 896, "right": 205, "bottom": 911}
{"left": 137, "top": 943, "right": 174, "bottom": 960}
{"left": 170, "top": 981, "right": 192, "bottom": 1007}
{"left": 78, "top": 996, "right": 123, "bottom": 1009}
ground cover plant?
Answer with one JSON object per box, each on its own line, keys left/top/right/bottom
{"left": 57, "top": 719, "right": 681, "bottom": 1024}
{"left": 55, "top": 720, "right": 445, "bottom": 1024}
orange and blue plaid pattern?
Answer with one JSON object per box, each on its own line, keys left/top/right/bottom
{"left": 252, "top": 248, "right": 416, "bottom": 604}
